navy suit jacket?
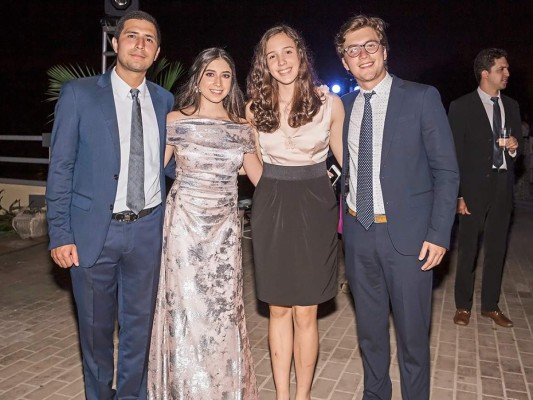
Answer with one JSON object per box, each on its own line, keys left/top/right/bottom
{"left": 448, "top": 90, "right": 522, "bottom": 210}
{"left": 46, "top": 71, "right": 175, "bottom": 267}
{"left": 341, "top": 75, "right": 459, "bottom": 255}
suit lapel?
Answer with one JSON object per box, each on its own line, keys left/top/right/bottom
{"left": 340, "top": 92, "right": 358, "bottom": 204}
{"left": 97, "top": 72, "right": 121, "bottom": 163}
{"left": 341, "top": 92, "right": 357, "bottom": 176}
{"left": 500, "top": 95, "right": 514, "bottom": 129}
{"left": 470, "top": 91, "right": 492, "bottom": 135}
{"left": 381, "top": 76, "right": 405, "bottom": 169}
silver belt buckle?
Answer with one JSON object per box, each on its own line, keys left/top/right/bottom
{"left": 123, "top": 212, "right": 136, "bottom": 222}
{"left": 116, "top": 211, "right": 138, "bottom": 222}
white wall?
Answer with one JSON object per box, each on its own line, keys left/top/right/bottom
{"left": 0, "top": 183, "right": 46, "bottom": 211}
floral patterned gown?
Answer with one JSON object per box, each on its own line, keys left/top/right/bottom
{"left": 148, "top": 118, "right": 258, "bottom": 400}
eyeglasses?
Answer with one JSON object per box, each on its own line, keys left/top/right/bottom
{"left": 343, "top": 41, "right": 381, "bottom": 58}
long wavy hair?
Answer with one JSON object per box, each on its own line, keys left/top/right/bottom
{"left": 247, "top": 25, "right": 322, "bottom": 133}
{"left": 175, "top": 48, "right": 244, "bottom": 123}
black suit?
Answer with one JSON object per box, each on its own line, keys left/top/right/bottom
{"left": 449, "top": 90, "right": 522, "bottom": 311}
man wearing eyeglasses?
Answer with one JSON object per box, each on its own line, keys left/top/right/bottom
{"left": 335, "top": 15, "right": 459, "bottom": 399}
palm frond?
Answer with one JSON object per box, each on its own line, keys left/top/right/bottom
{"left": 44, "top": 59, "right": 184, "bottom": 125}
{"left": 147, "top": 58, "right": 185, "bottom": 94}
{"left": 147, "top": 58, "right": 170, "bottom": 82}
{"left": 158, "top": 62, "right": 185, "bottom": 95}
{"left": 45, "top": 64, "right": 98, "bottom": 103}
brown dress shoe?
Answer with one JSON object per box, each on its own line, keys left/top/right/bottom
{"left": 453, "top": 309, "right": 471, "bottom": 326}
{"left": 481, "top": 310, "right": 513, "bottom": 328}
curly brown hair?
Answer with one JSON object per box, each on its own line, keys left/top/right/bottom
{"left": 246, "top": 25, "right": 322, "bottom": 133}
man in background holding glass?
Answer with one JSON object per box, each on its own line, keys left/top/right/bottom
{"left": 450, "top": 48, "right": 522, "bottom": 328}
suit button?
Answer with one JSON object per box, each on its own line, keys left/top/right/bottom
{"left": 114, "top": 174, "right": 118, "bottom": 180}
{"left": 109, "top": 205, "right": 113, "bottom": 210}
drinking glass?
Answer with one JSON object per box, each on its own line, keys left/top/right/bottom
{"left": 499, "top": 127, "right": 511, "bottom": 149}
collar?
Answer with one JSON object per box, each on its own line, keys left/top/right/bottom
{"left": 111, "top": 67, "right": 148, "bottom": 100}
{"left": 359, "top": 73, "right": 392, "bottom": 97}
{"left": 477, "top": 86, "right": 500, "bottom": 103}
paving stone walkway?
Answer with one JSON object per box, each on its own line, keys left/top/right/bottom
{"left": 1, "top": 203, "right": 532, "bottom": 399}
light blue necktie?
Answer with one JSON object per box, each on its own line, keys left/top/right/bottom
{"left": 356, "top": 91, "right": 375, "bottom": 230}
{"left": 126, "top": 88, "right": 145, "bottom": 215}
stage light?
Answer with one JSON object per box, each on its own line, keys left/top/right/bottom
{"left": 331, "top": 84, "right": 341, "bottom": 94}
{"left": 105, "top": 0, "right": 139, "bottom": 17}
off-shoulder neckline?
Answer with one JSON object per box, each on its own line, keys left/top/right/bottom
{"left": 167, "top": 117, "right": 245, "bottom": 125}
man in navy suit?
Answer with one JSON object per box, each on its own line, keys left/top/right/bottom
{"left": 46, "top": 11, "right": 174, "bottom": 399}
{"left": 449, "top": 48, "right": 521, "bottom": 328}
{"left": 335, "top": 15, "right": 459, "bottom": 399}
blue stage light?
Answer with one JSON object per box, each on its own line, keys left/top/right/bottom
{"left": 331, "top": 84, "right": 341, "bottom": 94}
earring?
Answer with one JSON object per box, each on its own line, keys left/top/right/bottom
{"left": 194, "top": 86, "right": 199, "bottom": 93}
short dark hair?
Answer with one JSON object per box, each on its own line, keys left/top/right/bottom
{"left": 114, "top": 10, "right": 161, "bottom": 45}
{"left": 473, "top": 48, "right": 508, "bottom": 83}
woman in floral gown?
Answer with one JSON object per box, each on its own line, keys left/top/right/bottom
{"left": 148, "top": 48, "right": 262, "bottom": 400}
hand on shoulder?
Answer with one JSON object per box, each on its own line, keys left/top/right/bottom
{"left": 316, "top": 84, "right": 330, "bottom": 97}
{"left": 316, "top": 85, "right": 343, "bottom": 106}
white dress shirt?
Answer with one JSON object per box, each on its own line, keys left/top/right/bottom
{"left": 477, "top": 87, "right": 513, "bottom": 170}
{"left": 347, "top": 73, "right": 393, "bottom": 215}
{"left": 111, "top": 68, "right": 161, "bottom": 212}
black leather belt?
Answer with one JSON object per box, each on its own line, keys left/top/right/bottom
{"left": 112, "top": 205, "right": 158, "bottom": 222}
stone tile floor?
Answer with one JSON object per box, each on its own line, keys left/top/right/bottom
{"left": 0, "top": 202, "right": 532, "bottom": 399}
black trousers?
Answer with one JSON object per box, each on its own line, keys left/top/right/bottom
{"left": 454, "top": 171, "right": 512, "bottom": 311}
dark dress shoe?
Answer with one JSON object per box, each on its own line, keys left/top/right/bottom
{"left": 453, "top": 309, "right": 471, "bottom": 326}
{"left": 481, "top": 310, "right": 513, "bottom": 327}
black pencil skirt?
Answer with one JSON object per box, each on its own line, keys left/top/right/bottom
{"left": 251, "top": 162, "right": 339, "bottom": 306}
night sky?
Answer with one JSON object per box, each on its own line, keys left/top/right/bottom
{"left": 3, "top": 0, "right": 533, "bottom": 136}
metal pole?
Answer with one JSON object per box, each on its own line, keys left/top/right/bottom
{"left": 101, "top": 19, "right": 117, "bottom": 73}
{"left": 102, "top": 26, "right": 107, "bottom": 73}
